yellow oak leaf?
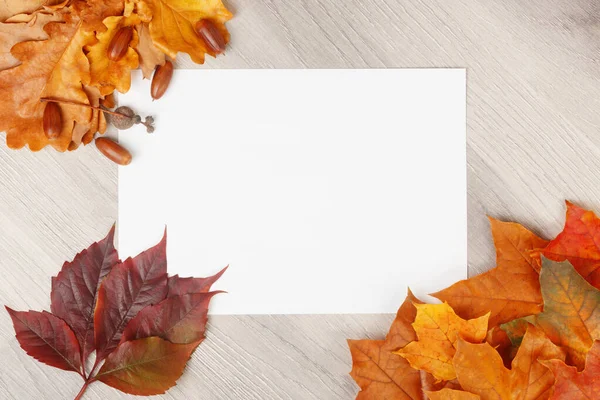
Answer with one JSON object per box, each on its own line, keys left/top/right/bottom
{"left": 0, "top": 12, "right": 100, "bottom": 151}
{"left": 433, "top": 218, "right": 547, "bottom": 328}
{"left": 86, "top": 13, "right": 140, "bottom": 96}
{"left": 395, "top": 303, "right": 489, "bottom": 381}
{"left": 73, "top": 0, "right": 125, "bottom": 33}
{"left": 453, "top": 325, "right": 565, "bottom": 400}
{"left": 138, "top": 0, "right": 232, "bottom": 64}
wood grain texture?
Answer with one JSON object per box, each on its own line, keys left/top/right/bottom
{"left": 1, "top": 0, "right": 600, "bottom": 398}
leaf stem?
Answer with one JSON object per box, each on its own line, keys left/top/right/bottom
{"left": 40, "top": 97, "right": 125, "bottom": 118}
{"left": 73, "top": 380, "right": 93, "bottom": 400}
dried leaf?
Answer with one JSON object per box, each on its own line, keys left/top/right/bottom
{"left": 50, "top": 225, "right": 119, "bottom": 363}
{"left": 433, "top": 218, "right": 546, "bottom": 327}
{"left": 5, "top": 307, "right": 82, "bottom": 374}
{"left": 0, "top": 0, "right": 46, "bottom": 21}
{"left": 395, "top": 303, "right": 489, "bottom": 381}
{"left": 0, "top": 13, "right": 98, "bottom": 151}
{"left": 523, "top": 258, "right": 600, "bottom": 369}
{"left": 167, "top": 266, "right": 228, "bottom": 297}
{"left": 121, "top": 291, "right": 221, "bottom": 344}
{"left": 0, "top": 11, "right": 63, "bottom": 71}
{"left": 96, "top": 337, "right": 199, "bottom": 395}
{"left": 73, "top": 0, "right": 125, "bottom": 33}
{"left": 453, "top": 325, "right": 565, "bottom": 400}
{"left": 86, "top": 13, "right": 140, "bottom": 96}
{"left": 94, "top": 231, "right": 168, "bottom": 361}
{"left": 542, "top": 340, "right": 600, "bottom": 399}
{"left": 348, "top": 290, "right": 459, "bottom": 399}
{"left": 135, "top": 22, "right": 165, "bottom": 79}
{"left": 138, "top": 0, "right": 232, "bottom": 64}
{"left": 427, "top": 389, "right": 480, "bottom": 400}
{"left": 541, "top": 201, "right": 600, "bottom": 288}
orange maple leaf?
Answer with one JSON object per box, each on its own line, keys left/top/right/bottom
{"left": 541, "top": 201, "right": 600, "bottom": 288}
{"left": 427, "top": 389, "right": 480, "bottom": 400}
{"left": 395, "top": 303, "right": 489, "bottom": 381}
{"left": 433, "top": 218, "right": 547, "bottom": 327}
{"left": 542, "top": 340, "right": 600, "bottom": 400}
{"left": 453, "top": 324, "right": 565, "bottom": 400}
{"left": 348, "top": 291, "right": 459, "bottom": 399}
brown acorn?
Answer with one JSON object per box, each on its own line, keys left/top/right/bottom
{"left": 194, "top": 19, "right": 226, "bottom": 54}
{"left": 43, "top": 102, "right": 62, "bottom": 139}
{"left": 95, "top": 137, "right": 132, "bottom": 165}
{"left": 151, "top": 60, "right": 174, "bottom": 100}
{"left": 107, "top": 26, "right": 133, "bottom": 62}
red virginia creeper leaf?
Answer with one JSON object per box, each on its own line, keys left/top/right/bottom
{"left": 167, "top": 266, "right": 228, "bottom": 297}
{"left": 6, "top": 307, "right": 82, "bottom": 374}
{"left": 120, "top": 291, "right": 222, "bottom": 344}
{"left": 95, "top": 336, "right": 199, "bottom": 395}
{"left": 94, "top": 231, "right": 168, "bottom": 361}
{"left": 50, "top": 225, "right": 119, "bottom": 363}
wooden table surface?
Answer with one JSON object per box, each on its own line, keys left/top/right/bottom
{"left": 2, "top": 0, "right": 600, "bottom": 398}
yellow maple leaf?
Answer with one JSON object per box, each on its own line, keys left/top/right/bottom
{"left": 394, "top": 303, "right": 489, "bottom": 381}
{"left": 138, "top": 0, "right": 232, "bottom": 64}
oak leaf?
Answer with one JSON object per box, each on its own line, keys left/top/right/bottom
{"left": 96, "top": 336, "right": 199, "bottom": 395}
{"left": 73, "top": 0, "right": 125, "bottom": 33}
{"left": 0, "top": 10, "right": 63, "bottom": 71}
{"left": 453, "top": 325, "right": 565, "bottom": 400}
{"left": 348, "top": 290, "right": 459, "bottom": 399}
{"left": 427, "top": 389, "right": 480, "bottom": 400}
{"left": 86, "top": 13, "right": 140, "bottom": 96}
{"left": 138, "top": 0, "right": 232, "bottom": 64}
{"left": 94, "top": 231, "right": 168, "bottom": 361}
{"left": 5, "top": 307, "right": 82, "bottom": 374}
{"left": 0, "top": 0, "right": 50, "bottom": 21}
{"left": 541, "top": 201, "right": 600, "bottom": 289}
{"left": 50, "top": 225, "right": 119, "bottom": 364}
{"left": 135, "top": 21, "right": 165, "bottom": 78}
{"left": 520, "top": 258, "right": 600, "bottom": 369}
{"left": 0, "top": 12, "right": 100, "bottom": 151}
{"left": 542, "top": 340, "right": 600, "bottom": 400}
{"left": 395, "top": 303, "right": 489, "bottom": 381}
{"left": 433, "top": 218, "right": 546, "bottom": 328}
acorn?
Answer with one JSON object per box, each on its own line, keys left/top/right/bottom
{"left": 43, "top": 102, "right": 62, "bottom": 139}
{"left": 194, "top": 19, "right": 226, "bottom": 54}
{"left": 151, "top": 60, "right": 174, "bottom": 100}
{"left": 95, "top": 137, "right": 132, "bottom": 165}
{"left": 107, "top": 26, "right": 133, "bottom": 61}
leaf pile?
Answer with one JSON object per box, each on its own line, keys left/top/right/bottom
{"left": 6, "top": 226, "right": 226, "bottom": 399}
{"left": 348, "top": 201, "right": 600, "bottom": 399}
{"left": 0, "top": 0, "right": 232, "bottom": 152}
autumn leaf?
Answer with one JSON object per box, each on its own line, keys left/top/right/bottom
{"left": 542, "top": 340, "right": 600, "bottom": 399}
{"left": 433, "top": 218, "right": 546, "bottom": 328}
{"left": 0, "top": 12, "right": 101, "bottom": 151}
{"left": 135, "top": 22, "right": 165, "bottom": 79}
{"left": 86, "top": 13, "right": 140, "bottom": 96}
{"left": 94, "top": 231, "right": 168, "bottom": 361}
{"left": 73, "top": 0, "right": 125, "bottom": 33}
{"left": 0, "top": 0, "right": 51, "bottom": 21}
{"left": 541, "top": 201, "right": 600, "bottom": 289}
{"left": 522, "top": 258, "right": 600, "bottom": 369}
{"left": 138, "top": 0, "right": 232, "bottom": 64}
{"left": 121, "top": 291, "right": 221, "bottom": 344}
{"left": 5, "top": 308, "right": 82, "bottom": 375}
{"left": 395, "top": 303, "right": 489, "bottom": 381}
{"left": 453, "top": 324, "right": 565, "bottom": 400}
{"left": 50, "top": 225, "right": 119, "bottom": 364}
{"left": 167, "top": 266, "right": 228, "bottom": 297}
{"left": 96, "top": 337, "right": 199, "bottom": 395}
{"left": 0, "top": 10, "right": 63, "bottom": 71}
{"left": 427, "top": 389, "right": 480, "bottom": 400}
{"left": 348, "top": 290, "right": 459, "bottom": 399}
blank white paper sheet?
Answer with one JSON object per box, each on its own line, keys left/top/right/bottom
{"left": 118, "top": 69, "right": 466, "bottom": 315}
